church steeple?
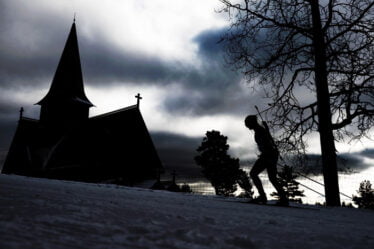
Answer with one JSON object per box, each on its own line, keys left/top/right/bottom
{"left": 37, "top": 22, "right": 93, "bottom": 124}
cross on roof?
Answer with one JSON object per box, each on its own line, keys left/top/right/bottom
{"left": 135, "top": 93, "right": 142, "bottom": 107}
{"left": 172, "top": 170, "right": 177, "bottom": 183}
{"left": 19, "top": 107, "right": 24, "bottom": 120}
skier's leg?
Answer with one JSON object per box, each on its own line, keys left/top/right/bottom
{"left": 267, "top": 158, "right": 288, "bottom": 204}
{"left": 250, "top": 158, "right": 267, "bottom": 201}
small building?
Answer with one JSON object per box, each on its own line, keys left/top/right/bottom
{"left": 2, "top": 22, "right": 163, "bottom": 185}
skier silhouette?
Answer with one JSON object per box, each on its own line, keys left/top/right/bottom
{"left": 245, "top": 115, "right": 288, "bottom": 206}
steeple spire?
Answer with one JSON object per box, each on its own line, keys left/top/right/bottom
{"left": 37, "top": 22, "right": 93, "bottom": 107}
{"left": 37, "top": 22, "right": 93, "bottom": 124}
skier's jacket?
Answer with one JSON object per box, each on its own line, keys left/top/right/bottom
{"left": 254, "top": 121, "right": 279, "bottom": 157}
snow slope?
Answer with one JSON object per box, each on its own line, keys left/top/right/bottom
{"left": 0, "top": 174, "right": 373, "bottom": 249}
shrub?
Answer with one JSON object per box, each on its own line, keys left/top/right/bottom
{"left": 271, "top": 165, "right": 304, "bottom": 203}
{"left": 353, "top": 180, "right": 374, "bottom": 209}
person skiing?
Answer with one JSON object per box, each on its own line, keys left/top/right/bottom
{"left": 245, "top": 115, "right": 288, "bottom": 206}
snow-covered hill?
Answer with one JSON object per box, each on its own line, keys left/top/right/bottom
{"left": 0, "top": 175, "right": 373, "bottom": 249}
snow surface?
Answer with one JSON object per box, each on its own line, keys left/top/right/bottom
{"left": 0, "top": 174, "right": 373, "bottom": 249}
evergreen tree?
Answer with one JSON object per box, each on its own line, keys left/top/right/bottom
{"left": 236, "top": 169, "right": 254, "bottom": 199}
{"left": 353, "top": 180, "right": 374, "bottom": 209}
{"left": 195, "top": 130, "right": 245, "bottom": 196}
{"left": 271, "top": 165, "right": 304, "bottom": 203}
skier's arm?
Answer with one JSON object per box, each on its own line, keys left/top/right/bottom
{"left": 262, "top": 121, "right": 278, "bottom": 152}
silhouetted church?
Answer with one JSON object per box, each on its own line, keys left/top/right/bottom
{"left": 2, "top": 22, "right": 163, "bottom": 185}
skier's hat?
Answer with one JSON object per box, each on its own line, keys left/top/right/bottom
{"left": 245, "top": 115, "right": 258, "bottom": 127}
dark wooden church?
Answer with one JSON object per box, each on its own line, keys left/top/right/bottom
{"left": 2, "top": 22, "right": 163, "bottom": 185}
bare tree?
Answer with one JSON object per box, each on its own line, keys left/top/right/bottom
{"left": 220, "top": 0, "right": 374, "bottom": 206}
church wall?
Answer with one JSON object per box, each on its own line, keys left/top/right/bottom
{"left": 40, "top": 103, "right": 89, "bottom": 126}
{"left": 89, "top": 107, "right": 163, "bottom": 184}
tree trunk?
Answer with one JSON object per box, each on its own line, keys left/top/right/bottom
{"left": 310, "top": 0, "right": 341, "bottom": 206}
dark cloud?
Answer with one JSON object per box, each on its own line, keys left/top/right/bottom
{"left": 0, "top": 23, "right": 178, "bottom": 89}
{"left": 193, "top": 28, "right": 227, "bottom": 60}
{"left": 151, "top": 131, "right": 204, "bottom": 178}
{"left": 297, "top": 153, "right": 372, "bottom": 175}
{"left": 162, "top": 27, "right": 260, "bottom": 116}
{"left": 0, "top": 1, "right": 70, "bottom": 89}
{"left": 0, "top": 100, "right": 20, "bottom": 118}
{"left": 82, "top": 27, "right": 250, "bottom": 117}
{"left": 82, "top": 43, "right": 176, "bottom": 84}
{"left": 359, "top": 149, "right": 374, "bottom": 159}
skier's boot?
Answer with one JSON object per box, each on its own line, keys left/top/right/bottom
{"left": 275, "top": 197, "right": 289, "bottom": 206}
{"left": 249, "top": 195, "right": 267, "bottom": 205}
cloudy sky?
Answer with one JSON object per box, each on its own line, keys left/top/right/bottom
{"left": 0, "top": 0, "right": 373, "bottom": 174}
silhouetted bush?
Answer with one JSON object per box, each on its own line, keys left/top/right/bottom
{"left": 195, "top": 130, "right": 250, "bottom": 197}
{"left": 271, "top": 165, "right": 304, "bottom": 203}
{"left": 151, "top": 180, "right": 165, "bottom": 190}
{"left": 315, "top": 202, "right": 326, "bottom": 206}
{"left": 166, "top": 183, "right": 181, "bottom": 192}
{"left": 353, "top": 180, "right": 374, "bottom": 209}
{"left": 180, "top": 183, "right": 193, "bottom": 193}
{"left": 341, "top": 202, "right": 354, "bottom": 208}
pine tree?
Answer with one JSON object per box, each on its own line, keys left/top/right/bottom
{"left": 353, "top": 180, "right": 374, "bottom": 209}
{"left": 236, "top": 169, "right": 254, "bottom": 199}
{"left": 271, "top": 165, "right": 304, "bottom": 203}
{"left": 195, "top": 130, "right": 245, "bottom": 196}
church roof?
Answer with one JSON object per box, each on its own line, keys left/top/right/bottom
{"left": 90, "top": 105, "right": 138, "bottom": 119}
{"left": 37, "top": 22, "right": 93, "bottom": 107}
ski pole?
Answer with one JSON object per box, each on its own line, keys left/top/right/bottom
{"left": 254, "top": 105, "right": 264, "bottom": 122}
